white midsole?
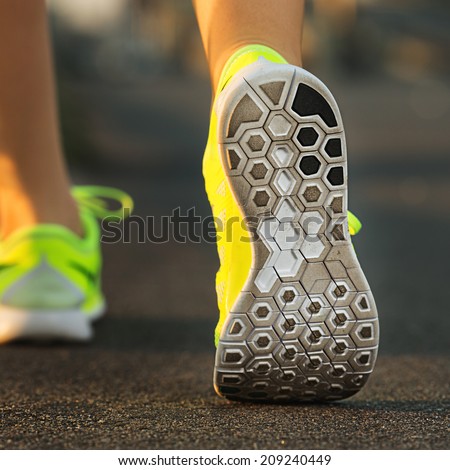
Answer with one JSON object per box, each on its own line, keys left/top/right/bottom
{"left": 0, "top": 303, "right": 105, "bottom": 343}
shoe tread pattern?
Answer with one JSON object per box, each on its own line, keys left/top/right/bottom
{"left": 215, "top": 62, "right": 379, "bottom": 402}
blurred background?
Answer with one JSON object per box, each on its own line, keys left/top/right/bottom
{"left": 49, "top": 0, "right": 450, "bottom": 356}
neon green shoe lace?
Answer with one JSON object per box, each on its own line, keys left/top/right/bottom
{"left": 71, "top": 185, "right": 133, "bottom": 220}
{"left": 348, "top": 210, "right": 362, "bottom": 236}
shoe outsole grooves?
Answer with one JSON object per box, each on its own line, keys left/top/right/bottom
{"left": 214, "top": 60, "right": 379, "bottom": 402}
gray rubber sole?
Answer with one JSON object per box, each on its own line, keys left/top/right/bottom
{"left": 213, "top": 59, "right": 379, "bottom": 402}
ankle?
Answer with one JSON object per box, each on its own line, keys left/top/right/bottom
{"left": 0, "top": 188, "right": 82, "bottom": 240}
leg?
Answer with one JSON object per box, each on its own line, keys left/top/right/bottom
{"left": 193, "top": 0, "right": 305, "bottom": 91}
{"left": 0, "top": 0, "right": 81, "bottom": 239}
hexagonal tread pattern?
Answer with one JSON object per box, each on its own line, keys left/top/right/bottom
{"left": 215, "top": 61, "right": 378, "bottom": 402}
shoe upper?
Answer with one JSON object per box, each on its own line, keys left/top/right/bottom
{"left": 0, "top": 186, "right": 132, "bottom": 315}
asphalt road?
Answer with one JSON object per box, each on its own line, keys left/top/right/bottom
{"left": 0, "top": 340, "right": 448, "bottom": 449}
{"left": 0, "top": 72, "right": 449, "bottom": 449}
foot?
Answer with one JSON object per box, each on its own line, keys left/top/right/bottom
{"left": 0, "top": 186, "right": 132, "bottom": 343}
{"left": 203, "top": 45, "right": 379, "bottom": 402}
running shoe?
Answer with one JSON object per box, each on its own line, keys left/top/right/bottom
{"left": 0, "top": 186, "right": 132, "bottom": 343}
{"left": 203, "top": 45, "right": 379, "bottom": 401}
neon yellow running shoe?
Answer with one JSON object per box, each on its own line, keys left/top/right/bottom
{"left": 203, "top": 45, "right": 379, "bottom": 402}
{"left": 0, "top": 186, "right": 132, "bottom": 343}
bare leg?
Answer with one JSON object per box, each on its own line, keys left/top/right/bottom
{"left": 0, "top": 0, "right": 81, "bottom": 238}
{"left": 193, "top": 0, "right": 305, "bottom": 91}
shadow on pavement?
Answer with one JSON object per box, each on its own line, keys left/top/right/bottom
{"left": 93, "top": 315, "right": 216, "bottom": 353}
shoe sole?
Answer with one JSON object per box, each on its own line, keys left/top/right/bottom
{"left": 214, "top": 60, "right": 379, "bottom": 402}
{"left": 0, "top": 303, "right": 105, "bottom": 343}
